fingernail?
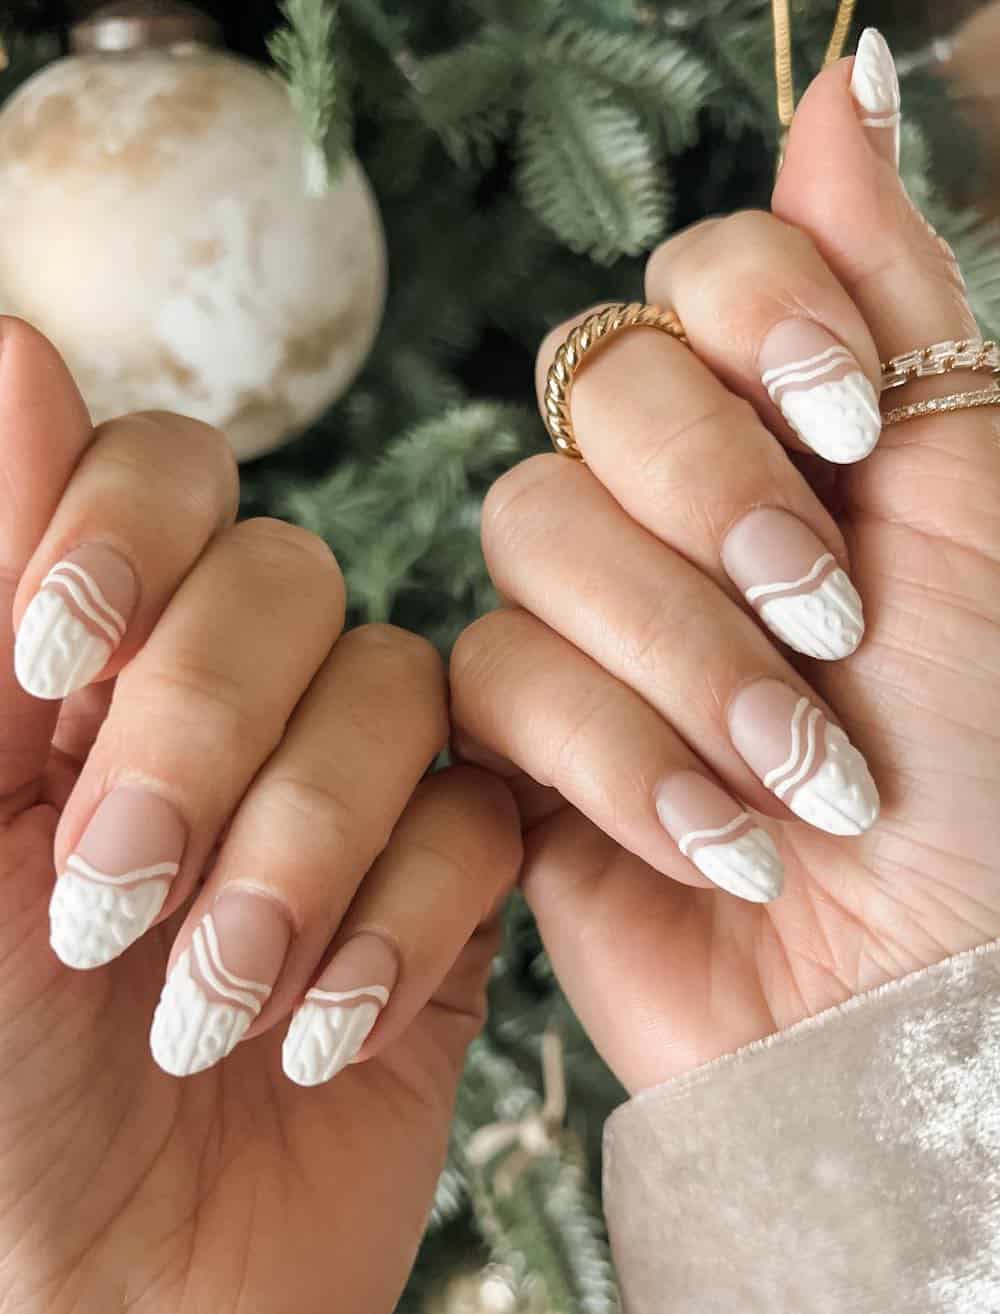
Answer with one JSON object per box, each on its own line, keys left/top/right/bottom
{"left": 722, "top": 508, "right": 864, "bottom": 660}
{"left": 282, "top": 933, "right": 398, "bottom": 1087}
{"left": 15, "top": 545, "right": 136, "bottom": 700}
{"left": 655, "top": 770, "right": 783, "bottom": 903}
{"left": 851, "top": 28, "right": 901, "bottom": 169}
{"left": 150, "top": 890, "right": 291, "bottom": 1077}
{"left": 761, "top": 320, "right": 881, "bottom": 464}
{"left": 49, "top": 787, "right": 186, "bottom": 969}
{"left": 729, "top": 679, "right": 879, "bottom": 836}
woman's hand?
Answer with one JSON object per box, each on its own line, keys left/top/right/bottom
{"left": 452, "top": 36, "right": 1000, "bottom": 1093}
{"left": 0, "top": 322, "right": 521, "bottom": 1312}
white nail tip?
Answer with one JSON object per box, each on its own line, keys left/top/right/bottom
{"left": 751, "top": 565, "right": 864, "bottom": 660}
{"left": 150, "top": 915, "right": 271, "bottom": 1077}
{"left": 680, "top": 820, "right": 784, "bottom": 903}
{"left": 851, "top": 28, "right": 901, "bottom": 164}
{"left": 773, "top": 371, "right": 882, "bottom": 464}
{"left": 766, "top": 699, "right": 880, "bottom": 836}
{"left": 15, "top": 564, "right": 126, "bottom": 700}
{"left": 282, "top": 987, "right": 387, "bottom": 1087}
{"left": 49, "top": 856, "right": 177, "bottom": 969}
{"left": 851, "top": 29, "right": 900, "bottom": 116}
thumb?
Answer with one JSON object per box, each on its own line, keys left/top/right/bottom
{"left": 773, "top": 28, "right": 994, "bottom": 487}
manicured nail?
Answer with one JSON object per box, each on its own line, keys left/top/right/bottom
{"left": 723, "top": 508, "right": 864, "bottom": 660}
{"left": 729, "top": 679, "right": 879, "bottom": 836}
{"left": 655, "top": 770, "right": 783, "bottom": 903}
{"left": 15, "top": 545, "right": 136, "bottom": 700}
{"left": 150, "top": 890, "right": 291, "bottom": 1077}
{"left": 49, "top": 787, "right": 186, "bottom": 969}
{"left": 761, "top": 320, "right": 881, "bottom": 464}
{"left": 283, "top": 933, "right": 398, "bottom": 1087}
{"left": 851, "top": 28, "right": 900, "bottom": 168}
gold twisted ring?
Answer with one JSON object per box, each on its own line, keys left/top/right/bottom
{"left": 543, "top": 302, "right": 689, "bottom": 461}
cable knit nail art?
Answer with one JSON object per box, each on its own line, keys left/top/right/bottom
{"left": 729, "top": 680, "right": 880, "bottom": 837}
{"left": 723, "top": 509, "right": 864, "bottom": 661}
{"left": 283, "top": 933, "right": 398, "bottom": 1087}
{"left": 150, "top": 893, "right": 290, "bottom": 1077}
{"left": 761, "top": 321, "right": 881, "bottom": 464}
{"left": 49, "top": 787, "right": 186, "bottom": 970}
{"left": 15, "top": 545, "right": 136, "bottom": 700}
{"left": 283, "top": 985, "right": 390, "bottom": 1086}
{"left": 851, "top": 27, "right": 901, "bottom": 168}
{"left": 657, "top": 771, "right": 783, "bottom": 903}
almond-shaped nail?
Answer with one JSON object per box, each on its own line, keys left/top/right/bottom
{"left": 150, "top": 890, "right": 291, "bottom": 1077}
{"left": 283, "top": 933, "right": 398, "bottom": 1087}
{"left": 761, "top": 320, "right": 881, "bottom": 464}
{"left": 851, "top": 27, "right": 901, "bottom": 168}
{"left": 15, "top": 544, "right": 136, "bottom": 700}
{"left": 723, "top": 508, "right": 864, "bottom": 660}
{"left": 729, "top": 679, "right": 879, "bottom": 836}
{"left": 49, "top": 786, "right": 186, "bottom": 969}
{"left": 656, "top": 771, "right": 783, "bottom": 903}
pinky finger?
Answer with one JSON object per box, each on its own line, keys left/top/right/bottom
{"left": 281, "top": 765, "right": 521, "bottom": 1087}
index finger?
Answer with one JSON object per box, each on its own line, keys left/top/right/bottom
{"left": 0, "top": 318, "right": 92, "bottom": 806}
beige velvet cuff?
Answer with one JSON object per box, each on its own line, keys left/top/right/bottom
{"left": 603, "top": 940, "right": 1000, "bottom": 1313}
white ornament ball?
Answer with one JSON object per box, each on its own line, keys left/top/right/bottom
{"left": 0, "top": 45, "right": 387, "bottom": 460}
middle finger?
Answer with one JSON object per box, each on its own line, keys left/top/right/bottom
{"left": 482, "top": 459, "right": 879, "bottom": 838}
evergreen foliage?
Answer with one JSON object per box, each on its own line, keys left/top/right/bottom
{"left": 2, "top": 3, "right": 999, "bottom": 1308}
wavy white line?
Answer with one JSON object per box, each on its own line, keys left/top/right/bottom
{"left": 200, "top": 914, "right": 270, "bottom": 995}
{"left": 774, "top": 707, "right": 822, "bottom": 798}
{"left": 43, "top": 562, "right": 127, "bottom": 638}
{"left": 764, "top": 697, "right": 809, "bottom": 789}
{"left": 677, "top": 812, "right": 751, "bottom": 856}
{"left": 191, "top": 920, "right": 268, "bottom": 1014}
{"left": 745, "top": 554, "right": 835, "bottom": 603}
{"left": 761, "top": 346, "right": 854, "bottom": 387}
{"left": 65, "top": 854, "right": 180, "bottom": 885}
{"left": 307, "top": 984, "right": 390, "bottom": 1006}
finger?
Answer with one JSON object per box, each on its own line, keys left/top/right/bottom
{"left": 774, "top": 31, "right": 990, "bottom": 482}
{"left": 48, "top": 518, "right": 346, "bottom": 972}
{"left": 643, "top": 210, "right": 883, "bottom": 465}
{"left": 520, "top": 808, "right": 777, "bottom": 1091}
{"left": 147, "top": 625, "right": 450, "bottom": 1078}
{"left": 482, "top": 458, "right": 880, "bottom": 835}
{"left": 12, "top": 411, "right": 239, "bottom": 702}
{"left": 281, "top": 765, "right": 521, "bottom": 1087}
{"left": 451, "top": 608, "right": 786, "bottom": 904}
{"left": 533, "top": 306, "right": 866, "bottom": 664}
{"left": 0, "top": 319, "right": 92, "bottom": 806}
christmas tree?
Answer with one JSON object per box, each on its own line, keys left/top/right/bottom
{"left": 2, "top": 3, "right": 999, "bottom": 1309}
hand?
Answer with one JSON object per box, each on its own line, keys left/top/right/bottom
{"left": 451, "top": 35, "right": 1000, "bottom": 1093}
{"left": 0, "top": 322, "right": 521, "bottom": 1313}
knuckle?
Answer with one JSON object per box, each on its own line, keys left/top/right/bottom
{"left": 116, "top": 659, "right": 281, "bottom": 765}
{"left": 342, "top": 623, "right": 444, "bottom": 683}
{"left": 260, "top": 771, "right": 363, "bottom": 856}
{"left": 481, "top": 455, "right": 564, "bottom": 564}
{"left": 233, "top": 516, "right": 344, "bottom": 586}
{"left": 450, "top": 609, "right": 529, "bottom": 698}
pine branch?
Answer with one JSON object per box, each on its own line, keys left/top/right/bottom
{"left": 542, "top": 20, "right": 716, "bottom": 152}
{"left": 409, "top": 28, "right": 521, "bottom": 167}
{"left": 268, "top": 0, "right": 352, "bottom": 192}
{"left": 517, "top": 70, "right": 669, "bottom": 263}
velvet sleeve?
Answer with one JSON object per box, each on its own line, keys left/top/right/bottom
{"left": 602, "top": 940, "right": 1000, "bottom": 1313}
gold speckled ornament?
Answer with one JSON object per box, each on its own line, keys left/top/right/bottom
{"left": 0, "top": 4, "right": 387, "bottom": 461}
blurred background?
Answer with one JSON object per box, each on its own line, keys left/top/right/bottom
{"left": 1, "top": 2, "right": 998, "bottom": 1309}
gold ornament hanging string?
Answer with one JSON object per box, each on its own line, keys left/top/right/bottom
{"left": 772, "top": 0, "right": 858, "bottom": 144}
